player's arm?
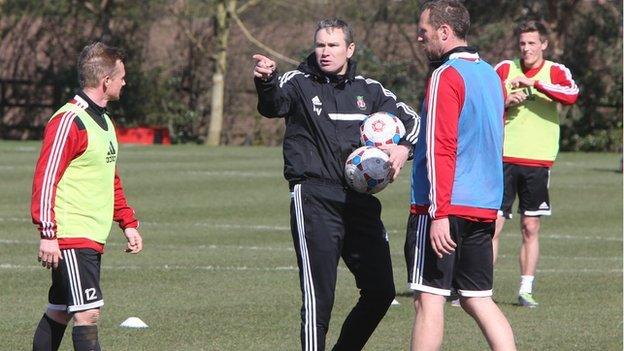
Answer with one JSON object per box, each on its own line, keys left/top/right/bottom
{"left": 495, "top": 60, "right": 527, "bottom": 108}
{"left": 31, "top": 114, "right": 87, "bottom": 268}
{"left": 533, "top": 63, "right": 579, "bottom": 105}
{"left": 494, "top": 60, "right": 511, "bottom": 93}
{"left": 426, "top": 66, "right": 464, "bottom": 257}
{"left": 375, "top": 86, "right": 420, "bottom": 147}
{"left": 253, "top": 54, "right": 293, "bottom": 118}
{"left": 113, "top": 171, "right": 142, "bottom": 254}
{"left": 373, "top": 83, "right": 420, "bottom": 180}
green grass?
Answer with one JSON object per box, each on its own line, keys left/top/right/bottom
{"left": 0, "top": 141, "right": 621, "bottom": 350}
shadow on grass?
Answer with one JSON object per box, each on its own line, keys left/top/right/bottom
{"left": 396, "top": 290, "right": 414, "bottom": 298}
{"left": 591, "top": 168, "right": 622, "bottom": 174}
{"left": 396, "top": 290, "right": 527, "bottom": 309}
{"left": 493, "top": 300, "right": 524, "bottom": 308}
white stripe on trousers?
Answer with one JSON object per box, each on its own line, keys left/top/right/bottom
{"left": 411, "top": 215, "right": 428, "bottom": 286}
{"left": 293, "top": 184, "right": 318, "bottom": 351}
{"left": 63, "top": 249, "right": 83, "bottom": 306}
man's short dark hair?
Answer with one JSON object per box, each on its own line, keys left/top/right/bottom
{"left": 422, "top": 0, "right": 470, "bottom": 40}
{"left": 515, "top": 20, "right": 549, "bottom": 42}
{"left": 315, "top": 18, "right": 354, "bottom": 45}
{"left": 77, "top": 42, "right": 125, "bottom": 88}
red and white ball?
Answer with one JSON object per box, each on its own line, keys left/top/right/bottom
{"left": 360, "top": 112, "right": 406, "bottom": 147}
{"left": 344, "top": 146, "right": 391, "bottom": 194}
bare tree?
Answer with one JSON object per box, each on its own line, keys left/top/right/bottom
{"left": 206, "top": 0, "right": 236, "bottom": 145}
{"left": 207, "top": 0, "right": 298, "bottom": 145}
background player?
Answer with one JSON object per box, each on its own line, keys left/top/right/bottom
{"left": 493, "top": 20, "right": 579, "bottom": 307}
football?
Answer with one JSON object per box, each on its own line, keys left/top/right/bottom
{"left": 344, "top": 146, "right": 391, "bottom": 194}
{"left": 360, "top": 112, "right": 406, "bottom": 147}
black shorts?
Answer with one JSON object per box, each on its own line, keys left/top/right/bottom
{"left": 500, "top": 163, "right": 551, "bottom": 219}
{"left": 47, "top": 248, "right": 103, "bottom": 313}
{"left": 404, "top": 214, "right": 494, "bottom": 297}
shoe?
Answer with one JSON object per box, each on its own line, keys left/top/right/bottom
{"left": 447, "top": 289, "right": 460, "bottom": 307}
{"left": 518, "top": 293, "right": 538, "bottom": 307}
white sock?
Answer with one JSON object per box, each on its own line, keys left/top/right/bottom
{"left": 519, "top": 275, "right": 534, "bottom": 295}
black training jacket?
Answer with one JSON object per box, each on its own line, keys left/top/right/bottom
{"left": 255, "top": 53, "right": 420, "bottom": 187}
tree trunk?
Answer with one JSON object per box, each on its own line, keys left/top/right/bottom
{"left": 206, "top": 0, "right": 235, "bottom": 146}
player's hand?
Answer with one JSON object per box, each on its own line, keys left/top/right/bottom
{"left": 38, "top": 238, "right": 62, "bottom": 269}
{"left": 123, "top": 227, "right": 143, "bottom": 254}
{"left": 509, "top": 76, "right": 535, "bottom": 88}
{"left": 378, "top": 144, "right": 410, "bottom": 182}
{"left": 429, "top": 218, "right": 456, "bottom": 258}
{"left": 505, "top": 91, "right": 528, "bottom": 107}
{"left": 253, "top": 54, "right": 276, "bottom": 81}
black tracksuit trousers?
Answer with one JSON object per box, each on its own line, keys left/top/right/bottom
{"left": 290, "top": 180, "right": 396, "bottom": 351}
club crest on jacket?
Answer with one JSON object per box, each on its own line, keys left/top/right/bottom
{"left": 356, "top": 96, "right": 366, "bottom": 110}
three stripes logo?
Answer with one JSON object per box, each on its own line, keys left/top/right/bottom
{"left": 106, "top": 141, "right": 117, "bottom": 163}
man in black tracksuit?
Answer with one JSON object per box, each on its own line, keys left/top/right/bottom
{"left": 253, "top": 18, "right": 419, "bottom": 351}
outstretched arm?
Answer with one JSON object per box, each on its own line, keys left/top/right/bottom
{"left": 253, "top": 54, "right": 276, "bottom": 81}
{"left": 253, "top": 54, "right": 294, "bottom": 118}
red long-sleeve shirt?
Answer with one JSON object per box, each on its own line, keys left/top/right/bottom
{"left": 31, "top": 95, "right": 138, "bottom": 253}
{"left": 495, "top": 60, "right": 579, "bottom": 167}
{"left": 495, "top": 59, "right": 579, "bottom": 106}
{"left": 410, "top": 50, "right": 505, "bottom": 222}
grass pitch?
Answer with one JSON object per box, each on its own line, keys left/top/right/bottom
{"left": 0, "top": 141, "right": 621, "bottom": 350}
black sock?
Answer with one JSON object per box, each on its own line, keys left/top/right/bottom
{"left": 72, "top": 325, "right": 101, "bottom": 351}
{"left": 33, "top": 313, "right": 67, "bottom": 351}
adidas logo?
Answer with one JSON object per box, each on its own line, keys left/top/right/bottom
{"left": 106, "top": 141, "right": 117, "bottom": 163}
{"left": 312, "top": 96, "right": 322, "bottom": 116}
{"left": 538, "top": 202, "right": 549, "bottom": 210}
{"left": 107, "top": 141, "right": 116, "bottom": 156}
